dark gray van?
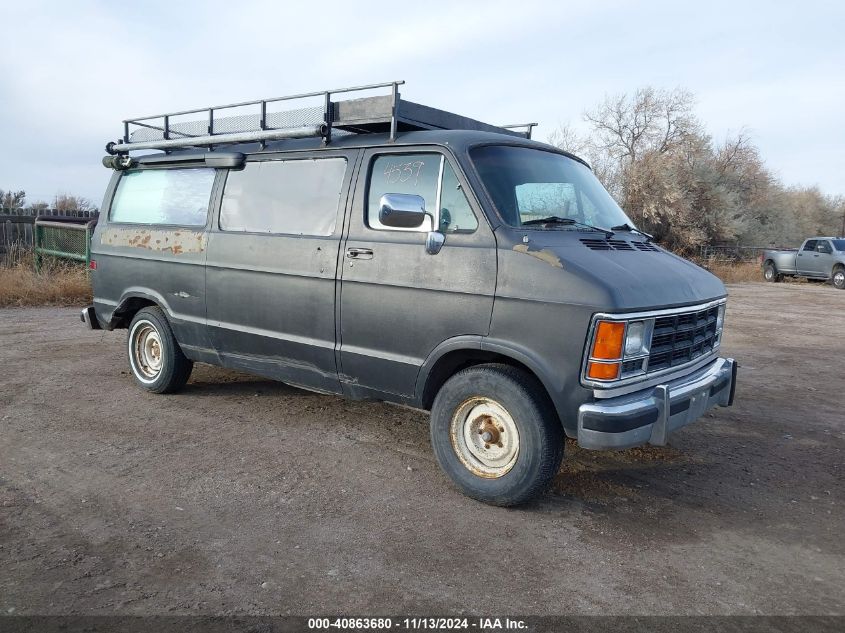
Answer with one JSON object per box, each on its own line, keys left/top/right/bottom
{"left": 84, "top": 82, "right": 737, "bottom": 505}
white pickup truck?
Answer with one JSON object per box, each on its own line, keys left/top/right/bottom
{"left": 762, "top": 237, "right": 845, "bottom": 289}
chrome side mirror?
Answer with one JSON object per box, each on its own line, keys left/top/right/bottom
{"left": 379, "top": 194, "right": 429, "bottom": 229}
{"left": 378, "top": 193, "right": 444, "bottom": 254}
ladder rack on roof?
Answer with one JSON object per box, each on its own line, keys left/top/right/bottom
{"left": 105, "top": 81, "right": 537, "bottom": 155}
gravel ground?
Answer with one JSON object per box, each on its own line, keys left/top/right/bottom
{"left": 1, "top": 283, "right": 843, "bottom": 616}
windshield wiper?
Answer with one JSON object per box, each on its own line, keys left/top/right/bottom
{"left": 610, "top": 223, "right": 654, "bottom": 242}
{"left": 521, "top": 216, "right": 614, "bottom": 237}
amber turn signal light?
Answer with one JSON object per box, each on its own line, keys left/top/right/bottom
{"left": 587, "top": 361, "right": 621, "bottom": 380}
{"left": 591, "top": 320, "right": 625, "bottom": 360}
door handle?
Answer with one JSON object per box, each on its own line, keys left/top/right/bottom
{"left": 346, "top": 247, "right": 374, "bottom": 260}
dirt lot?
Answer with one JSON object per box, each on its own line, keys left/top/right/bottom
{"left": 1, "top": 283, "right": 843, "bottom": 616}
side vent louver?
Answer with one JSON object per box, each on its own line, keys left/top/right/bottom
{"left": 580, "top": 238, "right": 661, "bottom": 252}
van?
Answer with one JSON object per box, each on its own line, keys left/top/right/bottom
{"left": 83, "top": 81, "right": 737, "bottom": 505}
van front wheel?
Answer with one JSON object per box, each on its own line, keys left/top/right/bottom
{"left": 430, "top": 364, "right": 563, "bottom": 506}
{"left": 128, "top": 307, "right": 193, "bottom": 394}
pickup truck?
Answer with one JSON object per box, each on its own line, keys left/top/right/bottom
{"left": 763, "top": 237, "right": 845, "bottom": 289}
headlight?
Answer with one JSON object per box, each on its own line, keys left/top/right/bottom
{"left": 586, "top": 318, "right": 654, "bottom": 382}
{"left": 714, "top": 303, "right": 726, "bottom": 348}
{"left": 624, "top": 320, "right": 653, "bottom": 357}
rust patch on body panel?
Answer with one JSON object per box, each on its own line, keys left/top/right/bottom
{"left": 101, "top": 228, "right": 207, "bottom": 254}
{"left": 513, "top": 244, "right": 563, "bottom": 268}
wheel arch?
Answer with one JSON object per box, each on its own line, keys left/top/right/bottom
{"left": 110, "top": 289, "right": 174, "bottom": 329}
{"left": 415, "top": 337, "right": 566, "bottom": 427}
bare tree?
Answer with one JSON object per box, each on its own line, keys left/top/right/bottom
{"left": 547, "top": 123, "right": 590, "bottom": 156}
{"left": 584, "top": 87, "right": 698, "bottom": 162}
{"left": 53, "top": 194, "right": 97, "bottom": 213}
{"left": 0, "top": 190, "right": 26, "bottom": 212}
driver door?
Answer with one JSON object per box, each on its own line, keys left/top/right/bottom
{"left": 338, "top": 148, "right": 497, "bottom": 398}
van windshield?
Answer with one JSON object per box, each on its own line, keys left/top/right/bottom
{"left": 470, "top": 145, "right": 634, "bottom": 231}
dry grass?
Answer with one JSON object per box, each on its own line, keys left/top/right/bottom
{"left": 697, "top": 259, "right": 763, "bottom": 284}
{"left": 0, "top": 247, "right": 92, "bottom": 308}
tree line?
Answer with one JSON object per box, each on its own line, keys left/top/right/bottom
{"left": 549, "top": 87, "right": 844, "bottom": 254}
{"left": 1, "top": 190, "right": 98, "bottom": 215}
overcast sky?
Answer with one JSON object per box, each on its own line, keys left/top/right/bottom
{"left": 1, "top": 0, "right": 842, "bottom": 205}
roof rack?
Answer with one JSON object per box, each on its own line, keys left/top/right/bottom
{"left": 105, "top": 81, "right": 537, "bottom": 155}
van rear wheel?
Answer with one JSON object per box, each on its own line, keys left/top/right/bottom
{"left": 128, "top": 307, "right": 193, "bottom": 394}
{"left": 430, "top": 364, "right": 563, "bottom": 506}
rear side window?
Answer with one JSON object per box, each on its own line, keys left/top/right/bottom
{"left": 220, "top": 158, "right": 347, "bottom": 235}
{"left": 110, "top": 168, "right": 215, "bottom": 226}
{"left": 803, "top": 240, "right": 818, "bottom": 251}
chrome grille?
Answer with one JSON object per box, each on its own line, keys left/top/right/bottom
{"left": 647, "top": 305, "right": 720, "bottom": 372}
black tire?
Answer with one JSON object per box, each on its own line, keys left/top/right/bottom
{"left": 833, "top": 266, "right": 845, "bottom": 290}
{"left": 763, "top": 262, "right": 781, "bottom": 282}
{"left": 127, "top": 307, "right": 193, "bottom": 394}
{"left": 430, "top": 363, "right": 564, "bottom": 506}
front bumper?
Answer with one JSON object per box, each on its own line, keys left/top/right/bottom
{"left": 577, "top": 357, "right": 736, "bottom": 450}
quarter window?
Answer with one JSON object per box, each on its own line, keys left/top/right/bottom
{"left": 220, "top": 158, "right": 347, "bottom": 235}
{"left": 110, "top": 168, "right": 215, "bottom": 226}
{"left": 439, "top": 161, "right": 478, "bottom": 233}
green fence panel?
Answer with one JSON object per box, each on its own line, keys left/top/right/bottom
{"left": 34, "top": 219, "right": 97, "bottom": 272}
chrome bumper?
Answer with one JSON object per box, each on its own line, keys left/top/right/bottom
{"left": 577, "top": 357, "right": 736, "bottom": 450}
{"left": 80, "top": 306, "right": 101, "bottom": 330}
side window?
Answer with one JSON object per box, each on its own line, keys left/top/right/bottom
{"left": 439, "top": 161, "right": 478, "bottom": 233}
{"left": 803, "top": 240, "right": 818, "bottom": 252}
{"left": 515, "top": 183, "right": 578, "bottom": 222}
{"left": 220, "top": 158, "right": 347, "bottom": 235}
{"left": 367, "top": 154, "right": 441, "bottom": 231}
{"left": 817, "top": 241, "right": 832, "bottom": 254}
{"left": 110, "top": 168, "right": 215, "bottom": 226}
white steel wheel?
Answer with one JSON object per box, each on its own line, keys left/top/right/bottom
{"left": 833, "top": 269, "right": 845, "bottom": 289}
{"left": 430, "top": 363, "right": 564, "bottom": 506}
{"left": 450, "top": 397, "right": 520, "bottom": 478}
{"left": 126, "top": 306, "right": 193, "bottom": 394}
{"left": 130, "top": 320, "right": 164, "bottom": 383}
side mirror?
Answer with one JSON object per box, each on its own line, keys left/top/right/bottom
{"left": 379, "top": 194, "right": 429, "bottom": 229}
{"left": 378, "top": 193, "right": 445, "bottom": 255}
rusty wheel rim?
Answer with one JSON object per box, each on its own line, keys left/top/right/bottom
{"left": 130, "top": 320, "right": 163, "bottom": 383}
{"left": 449, "top": 397, "right": 520, "bottom": 478}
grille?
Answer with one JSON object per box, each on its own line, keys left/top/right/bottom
{"left": 647, "top": 305, "right": 720, "bottom": 372}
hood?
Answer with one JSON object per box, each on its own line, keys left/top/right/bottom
{"left": 496, "top": 229, "right": 726, "bottom": 312}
